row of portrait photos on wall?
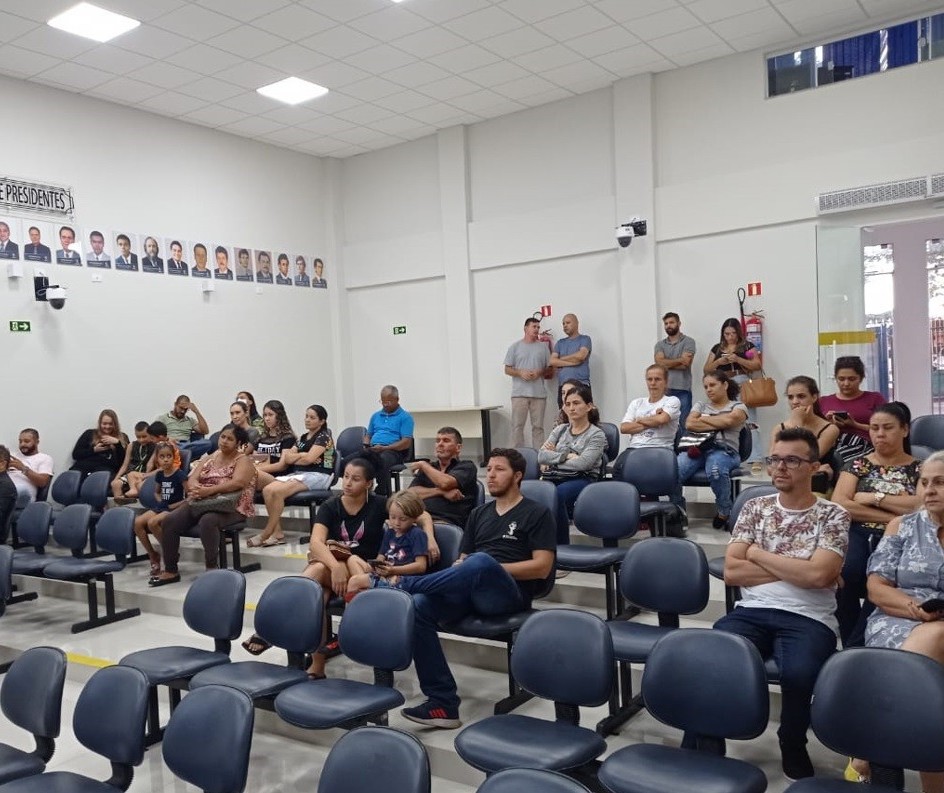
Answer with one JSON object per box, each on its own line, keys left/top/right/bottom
{"left": 0, "top": 216, "right": 328, "bottom": 288}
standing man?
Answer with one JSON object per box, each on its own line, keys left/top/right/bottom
{"left": 654, "top": 312, "right": 697, "bottom": 431}
{"left": 157, "top": 395, "right": 209, "bottom": 445}
{"left": 719, "top": 427, "right": 849, "bottom": 780}
{"left": 620, "top": 365, "right": 680, "bottom": 449}
{"left": 504, "top": 317, "right": 550, "bottom": 449}
{"left": 408, "top": 427, "right": 478, "bottom": 530}
{"left": 8, "top": 428, "right": 53, "bottom": 502}
{"left": 549, "top": 313, "right": 592, "bottom": 405}
{"left": 399, "top": 448, "right": 556, "bottom": 728}
{"left": 365, "top": 385, "right": 414, "bottom": 497}
{"left": 0, "top": 221, "right": 19, "bottom": 259}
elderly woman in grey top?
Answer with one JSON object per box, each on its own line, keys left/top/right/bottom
{"left": 538, "top": 384, "right": 607, "bottom": 545}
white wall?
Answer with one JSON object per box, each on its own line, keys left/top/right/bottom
{"left": 0, "top": 75, "right": 332, "bottom": 469}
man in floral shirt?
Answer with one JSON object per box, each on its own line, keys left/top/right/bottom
{"left": 719, "top": 427, "right": 849, "bottom": 781}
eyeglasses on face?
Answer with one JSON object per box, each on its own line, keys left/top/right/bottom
{"left": 764, "top": 455, "right": 815, "bottom": 469}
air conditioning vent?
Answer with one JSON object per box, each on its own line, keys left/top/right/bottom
{"left": 931, "top": 173, "right": 944, "bottom": 197}
{"left": 817, "top": 177, "right": 928, "bottom": 214}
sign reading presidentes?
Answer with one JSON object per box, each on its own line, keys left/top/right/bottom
{"left": 0, "top": 176, "right": 74, "bottom": 220}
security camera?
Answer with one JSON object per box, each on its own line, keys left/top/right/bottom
{"left": 46, "top": 286, "right": 67, "bottom": 310}
{"left": 616, "top": 218, "right": 648, "bottom": 248}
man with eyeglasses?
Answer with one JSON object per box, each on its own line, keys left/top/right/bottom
{"left": 716, "top": 427, "right": 849, "bottom": 781}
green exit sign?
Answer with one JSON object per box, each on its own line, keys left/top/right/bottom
{"left": 9, "top": 321, "right": 30, "bottom": 332}
{"left": 393, "top": 325, "right": 407, "bottom": 335}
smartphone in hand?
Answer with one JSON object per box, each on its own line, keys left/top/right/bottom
{"left": 369, "top": 559, "right": 387, "bottom": 569}
{"left": 833, "top": 411, "right": 849, "bottom": 421}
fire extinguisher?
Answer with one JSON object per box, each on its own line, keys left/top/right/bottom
{"left": 533, "top": 310, "right": 556, "bottom": 379}
{"left": 737, "top": 288, "right": 764, "bottom": 358}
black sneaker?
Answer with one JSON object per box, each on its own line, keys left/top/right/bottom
{"left": 780, "top": 740, "right": 814, "bottom": 780}
{"left": 402, "top": 700, "right": 461, "bottom": 729}
{"left": 712, "top": 514, "right": 729, "bottom": 530}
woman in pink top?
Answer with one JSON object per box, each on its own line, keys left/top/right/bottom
{"left": 819, "top": 356, "right": 886, "bottom": 465}
{"left": 150, "top": 423, "right": 256, "bottom": 586}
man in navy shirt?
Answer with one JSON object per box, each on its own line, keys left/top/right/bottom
{"left": 365, "top": 385, "right": 414, "bottom": 496}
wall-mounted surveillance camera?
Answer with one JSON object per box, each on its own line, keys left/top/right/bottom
{"left": 616, "top": 218, "right": 648, "bottom": 248}
{"left": 34, "top": 275, "right": 67, "bottom": 310}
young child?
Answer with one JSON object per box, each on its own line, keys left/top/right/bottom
{"left": 111, "top": 421, "right": 154, "bottom": 501}
{"left": 346, "top": 490, "right": 429, "bottom": 599}
{"left": 125, "top": 421, "right": 182, "bottom": 500}
{"left": 135, "top": 442, "right": 188, "bottom": 579}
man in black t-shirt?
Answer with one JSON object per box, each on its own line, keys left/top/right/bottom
{"left": 398, "top": 448, "right": 555, "bottom": 729}
{"left": 408, "top": 426, "right": 478, "bottom": 530}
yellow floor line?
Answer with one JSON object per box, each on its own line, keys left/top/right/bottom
{"left": 245, "top": 602, "right": 256, "bottom": 611}
{"left": 66, "top": 652, "right": 113, "bottom": 669}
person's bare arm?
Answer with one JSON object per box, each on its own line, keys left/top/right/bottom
{"left": 501, "top": 549, "right": 554, "bottom": 581}
{"left": 113, "top": 443, "right": 134, "bottom": 478}
{"left": 746, "top": 544, "right": 843, "bottom": 589}
{"left": 723, "top": 541, "right": 779, "bottom": 586}
{"left": 833, "top": 471, "right": 894, "bottom": 523}
{"left": 851, "top": 490, "right": 922, "bottom": 517}
{"left": 188, "top": 403, "right": 209, "bottom": 436}
{"left": 7, "top": 458, "right": 51, "bottom": 490}
{"left": 700, "top": 409, "right": 747, "bottom": 430}
{"left": 409, "top": 460, "right": 458, "bottom": 491}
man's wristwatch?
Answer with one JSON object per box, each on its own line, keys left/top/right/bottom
{"left": 874, "top": 492, "right": 887, "bottom": 506}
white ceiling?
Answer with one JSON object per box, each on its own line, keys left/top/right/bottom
{"left": 0, "top": 0, "right": 940, "bottom": 159}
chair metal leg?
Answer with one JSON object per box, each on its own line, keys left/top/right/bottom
{"left": 597, "top": 660, "right": 645, "bottom": 736}
{"left": 144, "top": 686, "right": 164, "bottom": 747}
{"left": 71, "top": 575, "right": 141, "bottom": 633}
{"left": 228, "top": 533, "right": 260, "bottom": 574}
{"left": 493, "top": 636, "right": 535, "bottom": 715}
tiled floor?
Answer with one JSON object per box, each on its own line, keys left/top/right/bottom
{"left": 0, "top": 486, "right": 920, "bottom": 792}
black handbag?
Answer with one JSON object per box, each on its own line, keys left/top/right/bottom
{"left": 677, "top": 431, "right": 717, "bottom": 459}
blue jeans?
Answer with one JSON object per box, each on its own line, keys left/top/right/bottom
{"left": 715, "top": 607, "right": 837, "bottom": 747}
{"left": 677, "top": 446, "right": 740, "bottom": 516}
{"left": 835, "top": 523, "right": 882, "bottom": 648}
{"left": 552, "top": 477, "right": 593, "bottom": 545}
{"left": 668, "top": 389, "right": 692, "bottom": 440}
{"left": 398, "top": 553, "right": 527, "bottom": 710}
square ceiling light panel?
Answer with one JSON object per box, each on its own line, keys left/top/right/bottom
{"left": 48, "top": 3, "right": 140, "bottom": 43}
{"left": 257, "top": 76, "right": 329, "bottom": 105}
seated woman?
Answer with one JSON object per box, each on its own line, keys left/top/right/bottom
{"left": 149, "top": 424, "right": 257, "bottom": 587}
{"left": 554, "top": 378, "right": 584, "bottom": 426}
{"left": 133, "top": 443, "right": 188, "bottom": 578}
{"left": 819, "top": 355, "right": 886, "bottom": 466}
{"left": 347, "top": 490, "right": 429, "bottom": 598}
{"left": 770, "top": 376, "right": 840, "bottom": 494}
{"left": 677, "top": 371, "right": 748, "bottom": 528}
{"left": 228, "top": 401, "right": 260, "bottom": 451}
{"left": 235, "top": 390, "right": 265, "bottom": 432}
{"left": 247, "top": 404, "right": 334, "bottom": 547}
{"left": 70, "top": 409, "right": 129, "bottom": 479}
{"left": 0, "top": 446, "right": 17, "bottom": 545}
{"left": 537, "top": 384, "right": 607, "bottom": 545}
{"left": 111, "top": 421, "right": 154, "bottom": 499}
{"left": 832, "top": 401, "right": 921, "bottom": 647}
{"left": 848, "top": 451, "right": 944, "bottom": 791}
{"left": 252, "top": 400, "right": 297, "bottom": 479}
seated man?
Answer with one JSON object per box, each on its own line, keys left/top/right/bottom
{"left": 619, "top": 364, "right": 680, "bottom": 449}
{"left": 408, "top": 426, "right": 478, "bottom": 534}
{"left": 718, "top": 427, "right": 849, "bottom": 780}
{"left": 396, "top": 448, "right": 555, "bottom": 728}
{"left": 8, "top": 428, "right": 53, "bottom": 502}
{"left": 157, "top": 394, "right": 210, "bottom": 456}
{"left": 364, "top": 385, "right": 414, "bottom": 497}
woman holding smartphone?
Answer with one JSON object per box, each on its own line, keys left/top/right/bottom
{"left": 843, "top": 451, "right": 944, "bottom": 789}
{"left": 819, "top": 356, "right": 885, "bottom": 465}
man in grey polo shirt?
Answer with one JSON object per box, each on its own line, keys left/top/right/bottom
{"left": 504, "top": 317, "right": 550, "bottom": 449}
{"left": 654, "top": 312, "right": 697, "bottom": 432}
{"left": 156, "top": 395, "right": 209, "bottom": 444}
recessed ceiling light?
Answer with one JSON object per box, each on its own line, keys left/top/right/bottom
{"left": 257, "top": 77, "right": 328, "bottom": 106}
{"left": 47, "top": 2, "right": 140, "bottom": 43}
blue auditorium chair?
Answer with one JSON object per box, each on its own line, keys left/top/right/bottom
{"left": 0, "top": 647, "right": 67, "bottom": 783}
{"left": 597, "top": 537, "right": 709, "bottom": 736}
{"left": 614, "top": 447, "right": 682, "bottom": 536}
{"left": 162, "top": 685, "right": 254, "bottom": 793}
{"left": 0, "top": 665, "right": 149, "bottom": 793}
{"left": 275, "top": 588, "right": 413, "bottom": 731}
{"left": 41, "top": 506, "right": 141, "bottom": 633}
{"left": 317, "top": 727, "right": 430, "bottom": 793}
{"left": 77, "top": 471, "right": 111, "bottom": 557}
{"left": 49, "top": 471, "right": 82, "bottom": 512}
{"left": 599, "top": 421, "right": 621, "bottom": 476}
{"left": 119, "top": 569, "right": 246, "bottom": 745}
{"left": 911, "top": 414, "right": 944, "bottom": 451}
{"left": 9, "top": 503, "right": 54, "bottom": 592}
{"left": 785, "top": 647, "right": 944, "bottom": 793}
{"left": 188, "top": 576, "right": 322, "bottom": 701}
{"left": 555, "top": 481, "right": 640, "bottom": 620}
{"left": 516, "top": 447, "right": 539, "bottom": 480}
{"left": 454, "top": 609, "right": 612, "bottom": 777}
{"left": 478, "top": 768, "right": 592, "bottom": 793}
{"left": 598, "top": 630, "right": 768, "bottom": 793}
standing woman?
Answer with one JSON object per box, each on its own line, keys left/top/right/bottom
{"left": 70, "top": 409, "right": 129, "bottom": 479}
{"left": 235, "top": 390, "right": 265, "bottom": 431}
{"left": 831, "top": 402, "right": 921, "bottom": 647}
{"left": 253, "top": 400, "right": 297, "bottom": 477}
{"left": 678, "top": 371, "right": 748, "bottom": 528}
{"left": 704, "top": 318, "right": 763, "bottom": 469}
{"left": 538, "top": 384, "right": 606, "bottom": 545}
{"left": 770, "top": 376, "right": 840, "bottom": 493}
{"left": 819, "top": 356, "right": 886, "bottom": 466}
{"left": 228, "top": 401, "right": 261, "bottom": 450}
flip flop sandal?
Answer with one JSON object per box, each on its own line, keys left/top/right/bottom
{"left": 261, "top": 536, "right": 286, "bottom": 547}
{"left": 246, "top": 535, "right": 266, "bottom": 548}
{"left": 241, "top": 634, "right": 272, "bottom": 656}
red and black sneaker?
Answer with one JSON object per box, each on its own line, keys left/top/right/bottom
{"left": 401, "top": 700, "right": 461, "bottom": 729}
